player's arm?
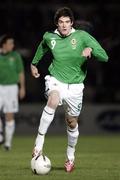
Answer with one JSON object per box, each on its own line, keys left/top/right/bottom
{"left": 81, "top": 31, "right": 108, "bottom": 62}
{"left": 31, "top": 64, "right": 40, "bottom": 78}
{"left": 16, "top": 52, "right": 26, "bottom": 99}
{"left": 31, "top": 34, "right": 49, "bottom": 78}
{"left": 19, "top": 71, "right": 26, "bottom": 99}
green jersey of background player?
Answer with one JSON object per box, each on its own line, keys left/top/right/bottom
{"left": 31, "top": 7, "right": 108, "bottom": 172}
{"left": 0, "top": 48, "right": 24, "bottom": 85}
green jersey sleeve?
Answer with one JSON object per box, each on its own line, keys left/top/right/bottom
{"left": 32, "top": 33, "right": 49, "bottom": 65}
{"left": 82, "top": 31, "right": 108, "bottom": 62}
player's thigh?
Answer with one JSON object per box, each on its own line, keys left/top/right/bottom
{"left": 44, "top": 75, "right": 63, "bottom": 105}
{"left": 47, "top": 90, "right": 60, "bottom": 109}
{"left": 64, "top": 97, "right": 83, "bottom": 117}
{"left": 3, "top": 85, "right": 19, "bottom": 113}
{"left": 0, "top": 86, "right": 4, "bottom": 110}
{"left": 64, "top": 84, "right": 84, "bottom": 117}
{"left": 0, "top": 96, "right": 3, "bottom": 110}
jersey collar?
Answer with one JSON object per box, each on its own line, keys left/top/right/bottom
{"left": 54, "top": 28, "right": 75, "bottom": 37}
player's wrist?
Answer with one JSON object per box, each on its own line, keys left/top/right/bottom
{"left": 88, "top": 47, "right": 92, "bottom": 52}
{"left": 31, "top": 62, "right": 37, "bottom": 67}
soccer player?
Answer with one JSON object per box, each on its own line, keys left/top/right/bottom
{"left": 31, "top": 7, "right": 108, "bottom": 172}
{"left": 0, "top": 35, "right": 25, "bottom": 150}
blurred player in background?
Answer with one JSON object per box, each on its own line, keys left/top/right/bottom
{"left": 0, "top": 35, "right": 25, "bottom": 150}
{"left": 74, "top": 20, "right": 94, "bottom": 35}
{"left": 31, "top": 7, "right": 108, "bottom": 172}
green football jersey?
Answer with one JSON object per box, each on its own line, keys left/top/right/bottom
{"left": 0, "top": 51, "right": 24, "bottom": 85}
{"left": 32, "top": 29, "right": 108, "bottom": 84}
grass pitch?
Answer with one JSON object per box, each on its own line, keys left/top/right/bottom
{"left": 0, "top": 135, "right": 120, "bottom": 180}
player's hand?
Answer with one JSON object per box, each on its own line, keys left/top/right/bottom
{"left": 31, "top": 64, "right": 40, "bottom": 78}
{"left": 19, "top": 86, "right": 26, "bottom": 99}
{"left": 82, "top": 47, "right": 92, "bottom": 58}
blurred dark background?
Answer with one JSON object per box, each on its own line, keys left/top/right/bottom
{"left": 0, "top": 0, "right": 120, "bottom": 104}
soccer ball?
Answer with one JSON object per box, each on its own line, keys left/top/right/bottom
{"left": 31, "top": 155, "right": 51, "bottom": 175}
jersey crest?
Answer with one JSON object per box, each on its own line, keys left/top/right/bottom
{"left": 9, "top": 57, "right": 15, "bottom": 62}
{"left": 71, "top": 38, "right": 77, "bottom": 49}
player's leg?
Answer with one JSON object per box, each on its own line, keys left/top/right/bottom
{"left": 0, "top": 87, "right": 4, "bottom": 144}
{"left": 33, "top": 90, "right": 60, "bottom": 157}
{"left": 64, "top": 83, "right": 84, "bottom": 172}
{"left": 66, "top": 115, "right": 79, "bottom": 161}
{"left": 4, "top": 113, "right": 15, "bottom": 150}
{"left": 3, "top": 85, "right": 18, "bottom": 150}
{"left": 64, "top": 115, "right": 79, "bottom": 172}
{"left": 0, "top": 117, "right": 4, "bottom": 144}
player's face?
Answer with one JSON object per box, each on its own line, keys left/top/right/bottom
{"left": 57, "top": 16, "right": 73, "bottom": 36}
{"left": 3, "top": 39, "right": 14, "bottom": 52}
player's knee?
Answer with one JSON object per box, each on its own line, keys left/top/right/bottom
{"left": 47, "top": 91, "right": 60, "bottom": 109}
{"left": 66, "top": 117, "right": 78, "bottom": 129}
{"left": 5, "top": 113, "right": 14, "bottom": 121}
{"left": 69, "top": 121, "right": 77, "bottom": 129}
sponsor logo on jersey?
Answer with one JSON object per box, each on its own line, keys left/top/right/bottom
{"left": 71, "top": 38, "right": 77, "bottom": 49}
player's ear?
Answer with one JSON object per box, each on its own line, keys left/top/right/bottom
{"left": 71, "top": 21, "right": 73, "bottom": 26}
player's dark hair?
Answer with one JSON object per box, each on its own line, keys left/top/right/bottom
{"left": 54, "top": 7, "right": 74, "bottom": 25}
{"left": 0, "top": 34, "right": 13, "bottom": 47}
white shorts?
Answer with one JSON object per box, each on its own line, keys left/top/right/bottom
{"left": 0, "top": 85, "right": 19, "bottom": 113}
{"left": 45, "top": 75, "right": 84, "bottom": 117}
